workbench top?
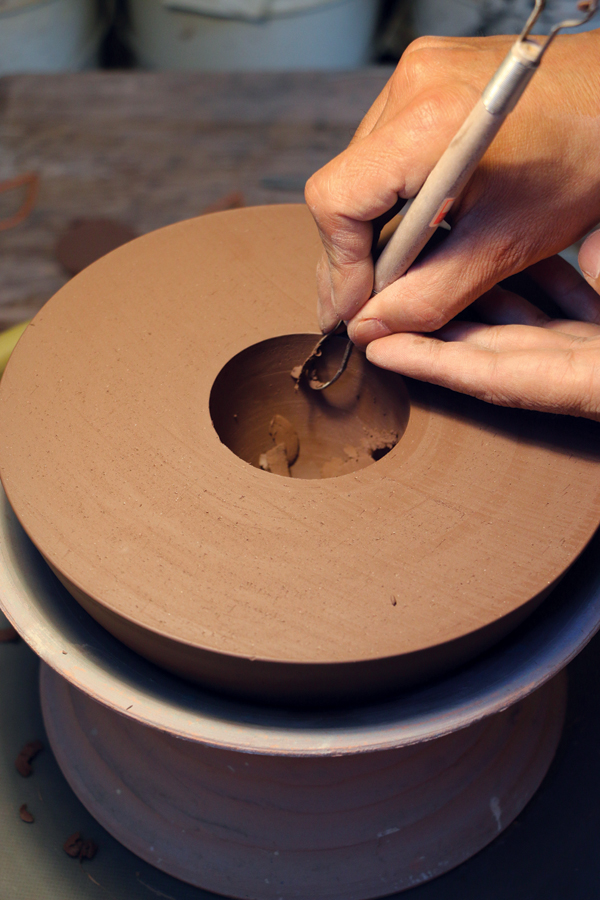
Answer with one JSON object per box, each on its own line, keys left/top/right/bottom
{"left": 0, "top": 69, "right": 390, "bottom": 329}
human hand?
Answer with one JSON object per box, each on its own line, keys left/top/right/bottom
{"left": 304, "top": 30, "right": 600, "bottom": 344}
{"left": 366, "top": 230, "right": 600, "bottom": 420}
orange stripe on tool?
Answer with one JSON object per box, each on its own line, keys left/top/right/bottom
{"left": 430, "top": 197, "right": 455, "bottom": 228}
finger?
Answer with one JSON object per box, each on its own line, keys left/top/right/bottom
{"left": 305, "top": 84, "right": 477, "bottom": 324}
{"left": 469, "top": 285, "right": 600, "bottom": 337}
{"left": 364, "top": 36, "right": 506, "bottom": 135}
{"left": 366, "top": 332, "right": 600, "bottom": 418}
{"left": 539, "top": 319, "right": 600, "bottom": 337}
{"left": 347, "top": 207, "right": 533, "bottom": 346}
{"left": 316, "top": 252, "right": 339, "bottom": 333}
{"left": 435, "top": 320, "right": 586, "bottom": 351}
{"left": 579, "top": 229, "right": 600, "bottom": 295}
{"left": 470, "top": 285, "right": 550, "bottom": 326}
{"left": 352, "top": 79, "right": 392, "bottom": 141}
{"left": 527, "top": 253, "right": 600, "bottom": 324}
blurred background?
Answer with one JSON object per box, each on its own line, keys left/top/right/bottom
{"left": 1, "top": 0, "right": 599, "bottom": 74}
{"left": 0, "top": 0, "right": 597, "bottom": 329}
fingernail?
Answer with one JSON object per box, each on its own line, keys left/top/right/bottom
{"left": 579, "top": 231, "right": 600, "bottom": 280}
{"left": 318, "top": 302, "right": 341, "bottom": 334}
{"left": 351, "top": 318, "right": 392, "bottom": 344}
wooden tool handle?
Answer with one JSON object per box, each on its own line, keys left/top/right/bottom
{"left": 372, "top": 36, "right": 543, "bottom": 294}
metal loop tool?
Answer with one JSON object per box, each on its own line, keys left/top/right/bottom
{"left": 299, "top": 0, "right": 599, "bottom": 391}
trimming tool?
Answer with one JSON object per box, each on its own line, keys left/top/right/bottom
{"left": 298, "top": 0, "right": 599, "bottom": 390}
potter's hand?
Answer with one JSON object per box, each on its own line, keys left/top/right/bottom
{"left": 304, "top": 31, "right": 600, "bottom": 343}
{"left": 367, "top": 231, "right": 600, "bottom": 420}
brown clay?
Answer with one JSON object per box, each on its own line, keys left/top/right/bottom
{"left": 55, "top": 218, "right": 138, "bottom": 275}
{"left": 62, "top": 830, "right": 98, "bottom": 861}
{"left": 1, "top": 205, "right": 600, "bottom": 705}
{"left": 269, "top": 415, "right": 299, "bottom": 465}
{"left": 19, "top": 804, "right": 34, "bottom": 824}
{"left": 15, "top": 740, "right": 43, "bottom": 777}
{"left": 63, "top": 832, "right": 83, "bottom": 857}
{"left": 259, "top": 442, "right": 291, "bottom": 477}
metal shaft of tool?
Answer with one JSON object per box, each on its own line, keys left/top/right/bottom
{"left": 373, "top": 0, "right": 598, "bottom": 294}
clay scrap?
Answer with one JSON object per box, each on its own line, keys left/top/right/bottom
{"left": 259, "top": 414, "right": 299, "bottom": 477}
{"left": 321, "top": 428, "right": 398, "bottom": 478}
{"left": 63, "top": 831, "right": 98, "bottom": 861}
{"left": 15, "top": 740, "right": 43, "bottom": 777}
{"left": 19, "top": 804, "right": 34, "bottom": 824}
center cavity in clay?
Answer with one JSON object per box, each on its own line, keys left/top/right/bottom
{"left": 209, "top": 333, "right": 409, "bottom": 480}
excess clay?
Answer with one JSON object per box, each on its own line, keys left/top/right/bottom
{"left": 1, "top": 205, "right": 600, "bottom": 705}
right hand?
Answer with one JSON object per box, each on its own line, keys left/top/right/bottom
{"left": 304, "top": 29, "right": 600, "bottom": 344}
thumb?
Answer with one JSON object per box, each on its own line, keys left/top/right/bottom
{"left": 579, "top": 229, "right": 600, "bottom": 294}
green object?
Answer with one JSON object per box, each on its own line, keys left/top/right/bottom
{"left": 0, "top": 321, "right": 29, "bottom": 378}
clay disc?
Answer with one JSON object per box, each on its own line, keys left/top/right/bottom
{"left": 2, "top": 204, "right": 600, "bottom": 705}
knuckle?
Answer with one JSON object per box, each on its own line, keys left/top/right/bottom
{"left": 397, "top": 36, "right": 467, "bottom": 92}
{"left": 398, "top": 43, "right": 440, "bottom": 92}
{"left": 327, "top": 229, "right": 367, "bottom": 267}
{"left": 304, "top": 173, "right": 326, "bottom": 215}
{"left": 412, "top": 305, "right": 450, "bottom": 333}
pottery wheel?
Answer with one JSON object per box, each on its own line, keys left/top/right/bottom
{"left": 1, "top": 204, "right": 600, "bottom": 705}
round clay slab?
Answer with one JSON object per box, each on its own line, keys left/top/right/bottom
{"left": 1, "top": 205, "right": 600, "bottom": 705}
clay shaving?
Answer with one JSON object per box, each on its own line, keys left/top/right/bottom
{"left": 15, "top": 740, "right": 43, "bottom": 777}
{"left": 321, "top": 428, "right": 398, "bottom": 478}
{"left": 0, "top": 626, "right": 19, "bottom": 642}
{"left": 19, "top": 803, "right": 34, "bottom": 823}
{"left": 63, "top": 831, "right": 98, "bottom": 861}
{"left": 259, "top": 415, "right": 299, "bottom": 477}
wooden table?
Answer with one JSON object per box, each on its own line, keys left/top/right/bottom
{"left": 0, "top": 69, "right": 391, "bottom": 330}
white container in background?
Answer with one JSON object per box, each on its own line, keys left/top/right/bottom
{"left": 0, "top": 0, "right": 101, "bottom": 73}
{"left": 126, "top": 0, "right": 380, "bottom": 71}
{"left": 414, "top": 0, "right": 600, "bottom": 38}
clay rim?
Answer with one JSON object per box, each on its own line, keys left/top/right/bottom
{"left": 2, "top": 205, "right": 600, "bottom": 678}
{"left": 1, "top": 486, "right": 599, "bottom": 756}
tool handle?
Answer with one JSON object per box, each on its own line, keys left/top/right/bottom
{"left": 373, "top": 41, "right": 539, "bottom": 294}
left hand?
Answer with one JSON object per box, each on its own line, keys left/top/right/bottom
{"left": 365, "top": 230, "right": 600, "bottom": 420}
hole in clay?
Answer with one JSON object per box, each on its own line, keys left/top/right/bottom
{"left": 371, "top": 445, "right": 393, "bottom": 462}
{"left": 209, "top": 334, "right": 410, "bottom": 480}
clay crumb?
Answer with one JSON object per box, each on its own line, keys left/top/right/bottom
{"left": 64, "top": 831, "right": 97, "bottom": 861}
{"left": 259, "top": 443, "right": 290, "bottom": 477}
{"left": 0, "top": 626, "right": 19, "bottom": 642}
{"left": 362, "top": 428, "right": 398, "bottom": 460}
{"left": 290, "top": 365, "right": 303, "bottom": 382}
{"left": 259, "top": 415, "right": 300, "bottom": 476}
{"left": 320, "top": 447, "right": 372, "bottom": 479}
{"left": 19, "top": 803, "right": 34, "bottom": 823}
{"left": 15, "top": 740, "right": 43, "bottom": 777}
{"left": 391, "top": 595, "right": 397, "bottom": 607}
{"left": 320, "top": 429, "right": 398, "bottom": 478}
{"left": 79, "top": 838, "right": 99, "bottom": 861}
{"left": 64, "top": 832, "right": 83, "bottom": 857}
{"left": 269, "top": 415, "right": 299, "bottom": 465}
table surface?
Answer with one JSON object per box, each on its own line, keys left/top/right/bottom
{"left": 0, "top": 69, "right": 391, "bottom": 330}
{"left": 1, "top": 69, "right": 600, "bottom": 899}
